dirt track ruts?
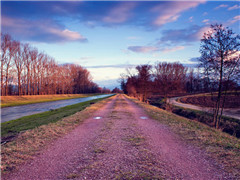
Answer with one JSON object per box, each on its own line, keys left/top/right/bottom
{"left": 3, "top": 94, "right": 232, "bottom": 179}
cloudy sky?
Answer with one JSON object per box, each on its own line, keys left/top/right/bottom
{"left": 2, "top": 0, "right": 240, "bottom": 89}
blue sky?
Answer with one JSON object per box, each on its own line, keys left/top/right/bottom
{"left": 2, "top": 0, "right": 240, "bottom": 89}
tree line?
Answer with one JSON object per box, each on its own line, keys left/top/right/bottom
{"left": 121, "top": 24, "right": 240, "bottom": 129}
{"left": 1, "top": 33, "right": 103, "bottom": 96}
{"left": 121, "top": 62, "right": 194, "bottom": 102}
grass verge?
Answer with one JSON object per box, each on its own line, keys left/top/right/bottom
{"left": 1, "top": 95, "right": 115, "bottom": 173}
{"left": 150, "top": 98, "right": 240, "bottom": 138}
{"left": 171, "top": 106, "right": 240, "bottom": 138}
{"left": 1, "top": 96, "right": 113, "bottom": 141}
{"left": 0, "top": 93, "right": 102, "bottom": 108}
{"left": 128, "top": 96, "right": 240, "bottom": 178}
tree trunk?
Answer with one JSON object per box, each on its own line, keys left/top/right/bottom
{"left": 213, "top": 53, "right": 224, "bottom": 129}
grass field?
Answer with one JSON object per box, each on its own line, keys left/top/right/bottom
{"left": 0, "top": 94, "right": 101, "bottom": 108}
{"left": 1, "top": 95, "right": 113, "bottom": 143}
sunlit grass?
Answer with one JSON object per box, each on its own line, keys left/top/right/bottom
{"left": 1, "top": 96, "right": 113, "bottom": 139}
{"left": 127, "top": 95, "right": 240, "bottom": 178}
{"left": 0, "top": 93, "right": 102, "bottom": 107}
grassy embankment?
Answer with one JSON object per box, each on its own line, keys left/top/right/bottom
{"left": 150, "top": 96, "right": 240, "bottom": 138}
{"left": 129, "top": 96, "right": 240, "bottom": 178}
{"left": 1, "top": 95, "right": 113, "bottom": 141}
{"left": 0, "top": 94, "right": 101, "bottom": 108}
{"left": 1, "top": 95, "right": 115, "bottom": 173}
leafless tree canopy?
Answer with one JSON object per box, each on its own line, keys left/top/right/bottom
{"left": 199, "top": 24, "right": 240, "bottom": 128}
{"left": 1, "top": 33, "right": 101, "bottom": 96}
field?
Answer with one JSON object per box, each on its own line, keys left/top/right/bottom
{"left": 0, "top": 94, "right": 100, "bottom": 107}
{"left": 179, "top": 92, "right": 240, "bottom": 108}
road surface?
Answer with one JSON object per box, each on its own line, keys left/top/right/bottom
{"left": 3, "top": 94, "right": 231, "bottom": 179}
{"left": 169, "top": 96, "right": 240, "bottom": 120}
{"left": 1, "top": 94, "right": 113, "bottom": 123}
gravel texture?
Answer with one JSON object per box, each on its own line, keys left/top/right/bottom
{"left": 3, "top": 94, "right": 233, "bottom": 180}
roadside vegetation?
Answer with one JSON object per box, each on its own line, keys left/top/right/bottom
{"left": 149, "top": 94, "right": 240, "bottom": 138}
{"left": 129, "top": 96, "right": 240, "bottom": 178}
{"left": 1, "top": 95, "right": 114, "bottom": 143}
{"left": 1, "top": 95, "right": 115, "bottom": 173}
{"left": 1, "top": 93, "right": 100, "bottom": 107}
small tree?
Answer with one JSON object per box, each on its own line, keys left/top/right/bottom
{"left": 199, "top": 24, "right": 240, "bottom": 128}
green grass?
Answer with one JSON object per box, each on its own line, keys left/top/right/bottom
{"left": 171, "top": 106, "right": 240, "bottom": 138}
{"left": 1, "top": 96, "right": 112, "bottom": 139}
{"left": 150, "top": 97, "right": 240, "bottom": 138}
{"left": 0, "top": 93, "right": 103, "bottom": 108}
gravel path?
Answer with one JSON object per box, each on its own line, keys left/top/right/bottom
{"left": 3, "top": 94, "right": 232, "bottom": 180}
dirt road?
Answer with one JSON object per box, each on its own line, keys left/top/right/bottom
{"left": 3, "top": 95, "right": 231, "bottom": 179}
{"left": 169, "top": 96, "right": 240, "bottom": 120}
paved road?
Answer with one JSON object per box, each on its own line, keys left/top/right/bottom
{"left": 1, "top": 94, "right": 113, "bottom": 123}
{"left": 2, "top": 94, "right": 231, "bottom": 179}
{"left": 169, "top": 96, "right": 240, "bottom": 120}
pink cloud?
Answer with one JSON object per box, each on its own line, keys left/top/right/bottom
{"left": 228, "top": 5, "right": 240, "bottom": 11}
{"left": 128, "top": 46, "right": 158, "bottom": 53}
{"left": 103, "top": 2, "right": 136, "bottom": 23}
{"left": 229, "top": 15, "right": 240, "bottom": 24}
{"left": 161, "top": 46, "right": 185, "bottom": 53}
{"left": 151, "top": 1, "right": 205, "bottom": 27}
{"left": 2, "top": 16, "right": 87, "bottom": 43}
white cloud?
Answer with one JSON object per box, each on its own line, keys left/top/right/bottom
{"left": 128, "top": 46, "right": 158, "bottom": 53}
{"left": 202, "top": 19, "right": 210, "bottom": 25}
{"left": 214, "top": 4, "right": 228, "bottom": 10}
{"left": 161, "top": 46, "right": 185, "bottom": 53}
{"left": 228, "top": 5, "right": 240, "bottom": 11}
{"left": 53, "top": 29, "right": 86, "bottom": 41}
{"left": 229, "top": 15, "right": 240, "bottom": 24}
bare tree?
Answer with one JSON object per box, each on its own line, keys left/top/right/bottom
{"left": 12, "top": 41, "right": 24, "bottom": 95}
{"left": 154, "top": 62, "right": 187, "bottom": 106}
{"left": 199, "top": 24, "right": 240, "bottom": 128}
{"left": 135, "top": 64, "right": 152, "bottom": 102}
{"left": 1, "top": 34, "right": 12, "bottom": 95}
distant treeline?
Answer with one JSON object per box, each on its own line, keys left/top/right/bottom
{"left": 1, "top": 33, "right": 105, "bottom": 96}
{"left": 120, "top": 62, "right": 239, "bottom": 102}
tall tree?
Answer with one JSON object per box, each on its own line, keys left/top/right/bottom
{"left": 135, "top": 64, "right": 152, "bottom": 102}
{"left": 199, "top": 24, "right": 240, "bottom": 128}
{"left": 12, "top": 41, "right": 23, "bottom": 95}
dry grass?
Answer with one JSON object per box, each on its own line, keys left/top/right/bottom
{"left": 126, "top": 95, "right": 240, "bottom": 178}
{"left": 0, "top": 94, "right": 98, "bottom": 107}
{"left": 1, "top": 95, "right": 115, "bottom": 174}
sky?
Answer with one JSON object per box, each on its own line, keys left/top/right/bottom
{"left": 1, "top": 0, "right": 240, "bottom": 90}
